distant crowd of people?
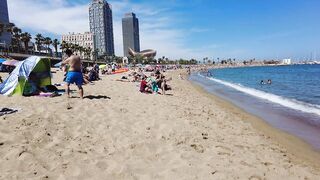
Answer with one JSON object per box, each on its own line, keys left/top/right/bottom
{"left": 60, "top": 49, "right": 176, "bottom": 98}
{"left": 261, "top": 79, "right": 272, "bottom": 85}
{"left": 139, "top": 70, "right": 172, "bottom": 95}
{"left": 116, "top": 67, "right": 173, "bottom": 95}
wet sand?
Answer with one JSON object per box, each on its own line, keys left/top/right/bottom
{"left": 189, "top": 77, "right": 320, "bottom": 168}
{"left": 190, "top": 73, "right": 320, "bottom": 150}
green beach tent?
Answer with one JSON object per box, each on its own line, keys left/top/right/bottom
{"left": 0, "top": 56, "right": 52, "bottom": 96}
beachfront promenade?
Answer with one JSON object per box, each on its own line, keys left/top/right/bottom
{"left": 1, "top": 52, "right": 108, "bottom": 66}
{"left": 0, "top": 69, "right": 319, "bottom": 179}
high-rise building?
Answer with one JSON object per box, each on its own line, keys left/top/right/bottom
{"left": 122, "top": 13, "right": 140, "bottom": 57}
{"left": 61, "top": 32, "right": 95, "bottom": 60}
{"left": 89, "top": 0, "right": 114, "bottom": 56}
{"left": 0, "top": 0, "right": 11, "bottom": 46}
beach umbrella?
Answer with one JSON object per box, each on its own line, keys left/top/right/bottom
{"left": 2, "top": 60, "right": 19, "bottom": 66}
{"left": 0, "top": 58, "right": 6, "bottom": 64}
{"left": 54, "top": 62, "right": 62, "bottom": 68}
{"left": 99, "top": 64, "right": 107, "bottom": 69}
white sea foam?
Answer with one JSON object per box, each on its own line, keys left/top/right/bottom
{"left": 198, "top": 73, "right": 320, "bottom": 116}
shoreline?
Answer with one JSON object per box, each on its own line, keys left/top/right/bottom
{"left": 187, "top": 75, "right": 320, "bottom": 170}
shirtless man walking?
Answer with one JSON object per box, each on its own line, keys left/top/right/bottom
{"left": 61, "top": 49, "right": 84, "bottom": 98}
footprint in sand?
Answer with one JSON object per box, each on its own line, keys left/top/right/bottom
{"left": 216, "top": 145, "right": 233, "bottom": 156}
{"left": 66, "top": 103, "right": 72, "bottom": 110}
{"left": 249, "top": 175, "right": 263, "bottom": 180}
{"left": 240, "top": 161, "right": 255, "bottom": 168}
{"left": 202, "top": 133, "right": 208, "bottom": 140}
{"left": 190, "top": 144, "right": 205, "bottom": 153}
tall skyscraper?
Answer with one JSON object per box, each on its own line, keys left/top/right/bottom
{"left": 122, "top": 13, "right": 140, "bottom": 57}
{"left": 89, "top": 0, "right": 114, "bottom": 56}
{"left": 0, "top": 0, "right": 11, "bottom": 46}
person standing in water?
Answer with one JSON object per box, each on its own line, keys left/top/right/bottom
{"left": 267, "top": 79, "right": 272, "bottom": 84}
{"left": 61, "top": 49, "right": 84, "bottom": 99}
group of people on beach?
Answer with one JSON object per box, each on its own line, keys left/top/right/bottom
{"left": 60, "top": 49, "right": 174, "bottom": 98}
{"left": 117, "top": 67, "right": 173, "bottom": 95}
{"left": 139, "top": 70, "right": 172, "bottom": 95}
{"left": 260, "top": 79, "right": 272, "bottom": 85}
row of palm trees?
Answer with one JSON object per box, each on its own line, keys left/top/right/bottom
{"left": 34, "top": 34, "right": 60, "bottom": 57}
{"left": 0, "top": 22, "right": 60, "bottom": 57}
{"left": 60, "top": 41, "right": 93, "bottom": 60}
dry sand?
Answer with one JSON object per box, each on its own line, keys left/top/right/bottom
{"left": 0, "top": 70, "right": 319, "bottom": 179}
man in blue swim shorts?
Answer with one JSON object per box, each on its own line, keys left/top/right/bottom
{"left": 62, "top": 49, "right": 84, "bottom": 99}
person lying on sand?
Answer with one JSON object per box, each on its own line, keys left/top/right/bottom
{"left": 116, "top": 76, "right": 131, "bottom": 82}
{"left": 61, "top": 49, "right": 84, "bottom": 99}
{"left": 129, "top": 72, "right": 141, "bottom": 82}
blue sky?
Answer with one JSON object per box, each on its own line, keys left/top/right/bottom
{"left": 7, "top": 0, "right": 320, "bottom": 60}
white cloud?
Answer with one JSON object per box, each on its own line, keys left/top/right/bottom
{"left": 8, "top": 0, "right": 215, "bottom": 59}
{"left": 8, "top": 0, "right": 89, "bottom": 34}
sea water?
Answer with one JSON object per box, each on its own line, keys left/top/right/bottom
{"left": 190, "top": 64, "right": 320, "bottom": 149}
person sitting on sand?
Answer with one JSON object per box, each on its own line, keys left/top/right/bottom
{"left": 61, "top": 49, "right": 84, "bottom": 99}
{"left": 156, "top": 74, "right": 172, "bottom": 95}
{"left": 88, "top": 68, "right": 98, "bottom": 81}
{"left": 187, "top": 67, "right": 191, "bottom": 75}
{"left": 0, "top": 75, "right": 3, "bottom": 83}
{"left": 140, "top": 76, "right": 152, "bottom": 93}
{"left": 179, "top": 73, "right": 184, "bottom": 80}
{"left": 147, "top": 73, "right": 159, "bottom": 93}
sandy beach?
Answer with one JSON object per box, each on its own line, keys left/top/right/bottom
{"left": 0, "top": 69, "right": 319, "bottom": 179}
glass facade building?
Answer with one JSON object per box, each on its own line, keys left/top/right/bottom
{"left": 0, "top": 0, "right": 11, "bottom": 46}
{"left": 122, "top": 13, "right": 140, "bottom": 57}
{"left": 89, "top": 0, "right": 114, "bottom": 56}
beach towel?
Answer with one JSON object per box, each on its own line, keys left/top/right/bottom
{"left": 0, "top": 108, "right": 18, "bottom": 116}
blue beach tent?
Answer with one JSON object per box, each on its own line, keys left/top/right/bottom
{"left": 0, "top": 58, "right": 6, "bottom": 64}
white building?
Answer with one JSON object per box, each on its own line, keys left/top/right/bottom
{"left": 282, "top": 59, "right": 292, "bottom": 65}
{"left": 61, "top": 32, "right": 95, "bottom": 60}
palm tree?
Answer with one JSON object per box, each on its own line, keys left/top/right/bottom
{"left": 79, "top": 46, "right": 86, "bottom": 59}
{"left": 60, "top": 41, "right": 66, "bottom": 50}
{"left": 92, "top": 49, "right": 99, "bottom": 62}
{"left": 20, "top": 32, "right": 32, "bottom": 54}
{"left": 52, "top": 39, "right": 60, "bottom": 57}
{"left": 73, "top": 44, "right": 80, "bottom": 55}
{"left": 0, "top": 23, "right": 4, "bottom": 36}
{"left": 68, "top": 43, "right": 75, "bottom": 53}
{"left": 43, "top": 37, "right": 52, "bottom": 55}
{"left": 10, "top": 27, "right": 22, "bottom": 52}
{"left": 82, "top": 47, "right": 88, "bottom": 59}
{"left": 85, "top": 47, "right": 92, "bottom": 60}
{"left": 35, "top": 34, "right": 44, "bottom": 53}
{"left": 2, "top": 23, "right": 15, "bottom": 36}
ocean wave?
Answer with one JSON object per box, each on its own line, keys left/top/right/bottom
{"left": 198, "top": 73, "right": 320, "bottom": 116}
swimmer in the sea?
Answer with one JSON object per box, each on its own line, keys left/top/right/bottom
{"left": 267, "top": 79, "right": 272, "bottom": 84}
